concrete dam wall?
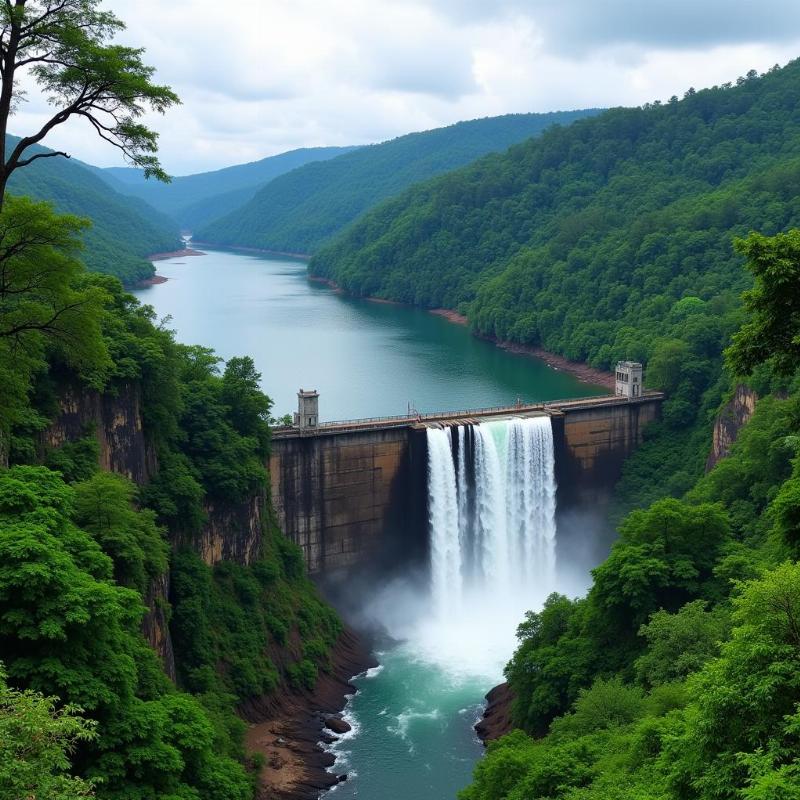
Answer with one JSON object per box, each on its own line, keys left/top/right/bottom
{"left": 269, "top": 395, "right": 662, "bottom": 575}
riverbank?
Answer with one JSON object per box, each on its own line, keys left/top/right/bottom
{"left": 429, "top": 308, "right": 614, "bottom": 390}
{"left": 245, "top": 629, "right": 377, "bottom": 800}
{"left": 192, "top": 241, "right": 312, "bottom": 260}
{"left": 134, "top": 274, "right": 168, "bottom": 287}
{"left": 148, "top": 247, "right": 206, "bottom": 261}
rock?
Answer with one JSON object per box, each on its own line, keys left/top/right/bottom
{"left": 337, "top": 774, "right": 348, "bottom": 783}
{"left": 324, "top": 716, "right": 351, "bottom": 735}
{"left": 475, "top": 682, "right": 515, "bottom": 743}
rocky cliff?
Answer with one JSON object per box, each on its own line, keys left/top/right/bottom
{"left": 706, "top": 385, "right": 758, "bottom": 472}
{"left": 43, "top": 381, "right": 268, "bottom": 681}
{"left": 41, "top": 383, "right": 157, "bottom": 483}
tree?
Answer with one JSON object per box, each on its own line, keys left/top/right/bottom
{"left": 666, "top": 562, "right": 800, "bottom": 799}
{"left": 0, "top": 666, "right": 97, "bottom": 800}
{"left": 0, "top": 195, "right": 109, "bottom": 465}
{"left": 726, "top": 230, "right": 800, "bottom": 377}
{"left": 0, "top": 0, "right": 179, "bottom": 208}
{"left": 634, "top": 600, "right": 727, "bottom": 687}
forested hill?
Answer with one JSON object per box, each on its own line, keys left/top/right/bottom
{"left": 95, "top": 145, "right": 359, "bottom": 229}
{"left": 195, "top": 110, "right": 601, "bottom": 254}
{"left": 311, "top": 60, "right": 800, "bottom": 371}
{"left": 7, "top": 136, "right": 180, "bottom": 284}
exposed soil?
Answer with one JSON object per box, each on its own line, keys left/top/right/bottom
{"left": 134, "top": 274, "right": 168, "bottom": 287}
{"left": 191, "top": 241, "right": 312, "bottom": 260}
{"left": 244, "top": 629, "right": 377, "bottom": 800}
{"left": 429, "top": 308, "right": 614, "bottom": 390}
{"left": 148, "top": 248, "right": 206, "bottom": 260}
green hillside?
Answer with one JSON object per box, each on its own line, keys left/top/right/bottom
{"left": 310, "top": 61, "right": 800, "bottom": 373}
{"left": 95, "top": 146, "right": 358, "bottom": 228}
{"left": 7, "top": 137, "right": 180, "bottom": 284}
{"left": 195, "top": 110, "right": 601, "bottom": 254}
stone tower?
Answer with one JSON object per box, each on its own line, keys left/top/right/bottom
{"left": 294, "top": 389, "right": 319, "bottom": 429}
{"left": 615, "top": 361, "right": 643, "bottom": 399}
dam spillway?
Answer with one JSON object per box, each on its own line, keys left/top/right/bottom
{"left": 269, "top": 394, "right": 663, "bottom": 575}
{"left": 427, "top": 417, "right": 557, "bottom": 620}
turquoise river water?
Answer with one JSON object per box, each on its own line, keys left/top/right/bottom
{"left": 133, "top": 247, "right": 603, "bottom": 800}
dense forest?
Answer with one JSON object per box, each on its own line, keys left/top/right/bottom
{"left": 460, "top": 230, "right": 800, "bottom": 799}
{"left": 0, "top": 5, "right": 347, "bottom": 798}
{"left": 1, "top": 209, "right": 343, "bottom": 798}
{"left": 195, "top": 110, "right": 600, "bottom": 254}
{"left": 96, "top": 145, "right": 358, "bottom": 230}
{"left": 7, "top": 137, "right": 181, "bottom": 285}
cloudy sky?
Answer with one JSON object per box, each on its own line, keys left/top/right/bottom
{"left": 12, "top": 0, "right": 800, "bottom": 175}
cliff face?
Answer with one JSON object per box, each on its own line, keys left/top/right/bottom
{"left": 44, "top": 381, "right": 267, "bottom": 679}
{"left": 42, "top": 383, "right": 158, "bottom": 483}
{"left": 142, "top": 572, "right": 177, "bottom": 680}
{"left": 177, "top": 491, "right": 265, "bottom": 567}
{"left": 706, "top": 385, "right": 758, "bottom": 472}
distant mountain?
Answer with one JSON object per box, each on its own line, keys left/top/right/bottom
{"left": 7, "top": 136, "right": 180, "bottom": 284}
{"left": 93, "top": 146, "right": 360, "bottom": 229}
{"left": 309, "top": 60, "right": 800, "bottom": 372}
{"left": 195, "top": 110, "right": 602, "bottom": 254}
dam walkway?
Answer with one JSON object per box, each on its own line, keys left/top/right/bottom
{"left": 271, "top": 391, "right": 664, "bottom": 438}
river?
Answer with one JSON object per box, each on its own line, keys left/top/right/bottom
{"left": 133, "top": 247, "right": 603, "bottom": 800}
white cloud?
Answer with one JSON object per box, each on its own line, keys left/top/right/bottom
{"left": 6, "top": 0, "right": 800, "bottom": 174}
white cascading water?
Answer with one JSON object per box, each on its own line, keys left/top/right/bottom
{"left": 427, "top": 427, "right": 463, "bottom": 619}
{"left": 427, "top": 415, "right": 557, "bottom": 623}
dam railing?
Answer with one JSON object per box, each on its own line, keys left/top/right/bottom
{"left": 271, "top": 391, "right": 664, "bottom": 438}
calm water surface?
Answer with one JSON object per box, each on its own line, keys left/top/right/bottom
{"left": 133, "top": 248, "right": 601, "bottom": 420}
{"left": 134, "top": 247, "right": 601, "bottom": 800}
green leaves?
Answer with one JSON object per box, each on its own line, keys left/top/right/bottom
{"left": 0, "top": 667, "right": 98, "bottom": 800}
{"left": 726, "top": 230, "right": 800, "bottom": 377}
{"left": 1, "top": 0, "right": 179, "bottom": 188}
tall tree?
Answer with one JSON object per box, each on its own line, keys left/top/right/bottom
{"left": 0, "top": 0, "right": 179, "bottom": 209}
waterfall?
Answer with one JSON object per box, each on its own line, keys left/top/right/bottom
{"left": 426, "top": 416, "right": 557, "bottom": 619}
{"left": 427, "top": 427, "right": 463, "bottom": 618}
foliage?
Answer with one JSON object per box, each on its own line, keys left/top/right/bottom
{"left": 0, "top": 0, "right": 178, "bottom": 190}
{"left": 0, "top": 666, "right": 97, "bottom": 800}
{"left": 0, "top": 196, "right": 110, "bottom": 458}
{"left": 634, "top": 601, "right": 727, "bottom": 687}
{"left": 311, "top": 64, "right": 800, "bottom": 378}
{"left": 464, "top": 229, "right": 800, "bottom": 799}
{"left": 170, "top": 520, "right": 341, "bottom": 703}
{"left": 197, "top": 110, "right": 601, "bottom": 253}
{"left": 0, "top": 465, "right": 253, "bottom": 799}
{"left": 727, "top": 230, "right": 800, "bottom": 377}
{"left": 7, "top": 136, "right": 181, "bottom": 284}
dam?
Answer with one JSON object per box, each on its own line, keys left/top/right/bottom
{"left": 270, "top": 391, "right": 663, "bottom": 574}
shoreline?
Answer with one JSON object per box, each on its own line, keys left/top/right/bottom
{"left": 244, "top": 628, "right": 377, "bottom": 800}
{"left": 191, "top": 240, "right": 312, "bottom": 260}
{"left": 429, "top": 308, "right": 614, "bottom": 390}
{"left": 134, "top": 274, "right": 168, "bottom": 288}
{"left": 148, "top": 247, "right": 206, "bottom": 261}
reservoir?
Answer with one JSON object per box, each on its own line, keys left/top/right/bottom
{"left": 133, "top": 247, "right": 603, "bottom": 799}
{"left": 132, "top": 247, "right": 601, "bottom": 422}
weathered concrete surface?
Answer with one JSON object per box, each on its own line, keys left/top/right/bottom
{"left": 552, "top": 397, "right": 662, "bottom": 508}
{"left": 271, "top": 395, "right": 662, "bottom": 574}
{"left": 270, "top": 428, "right": 427, "bottom": 574}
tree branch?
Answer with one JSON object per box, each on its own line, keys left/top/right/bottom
{"left": 13, "top": 148, "right": 69, "bottom": 168}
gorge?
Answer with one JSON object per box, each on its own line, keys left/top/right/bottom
{"left": 132, "top": 247, "right": 661, "bottom": 798}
